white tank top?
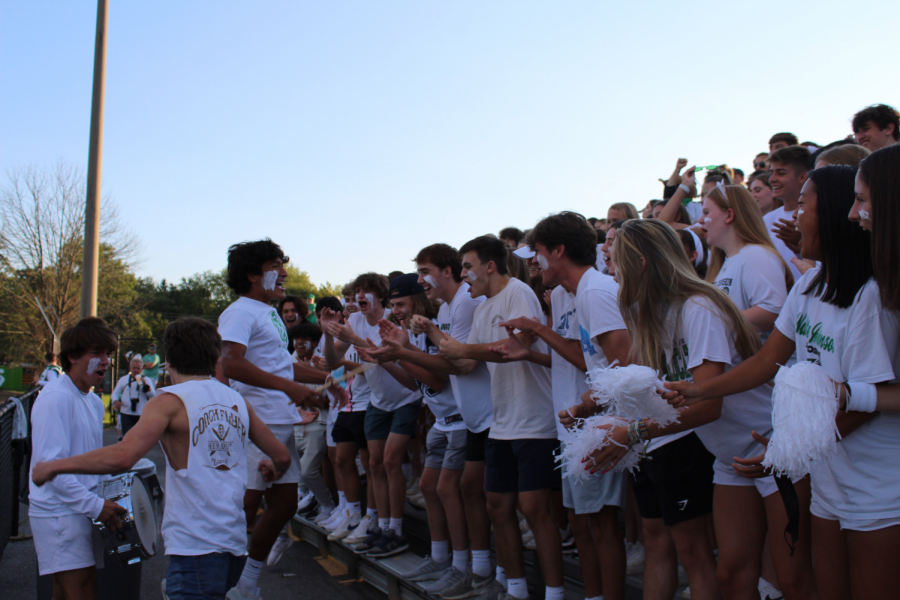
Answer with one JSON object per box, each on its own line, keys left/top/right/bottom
{"left": 160, "top": 379, "right": 250, "bottom": 556}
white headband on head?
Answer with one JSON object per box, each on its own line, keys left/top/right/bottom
{"left": 687, "top": 228, "right": 704, "bottom": 268}
{"left": 716, "top": 180, "right": 728, "bottom": 198}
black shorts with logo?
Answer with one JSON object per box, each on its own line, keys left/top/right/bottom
{"left": 331, "top": 411, "right": 368, "bottom": 449}
{"left": 630, "top": 432, "right": 714, "bottom": 526}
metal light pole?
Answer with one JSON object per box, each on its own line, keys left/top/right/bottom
{"left": 80, "top": 0, "right": 109, "bottom": 318}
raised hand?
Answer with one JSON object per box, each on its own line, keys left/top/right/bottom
{"left": 774, "top": 218, "right": 802, "bottom": 254}
{"left": 378, "top": 319, "right": 413, "bottom": 351}
{"left": 324, "top": 321, "right": 356, "bottom": 344}
{"left": 408, "top": 314, "right": 433, "bottom": 336}
{"left": 499, "top": 316, "right": 542, "bottom": 336}
{"left": 675, "top": 157, "right": 688, "bottom": 171}
{"left": 681, "top": 166, "right": 697, "bottom": 189}
{"left": 731, "top": 431, "right": 771, "bottom": 479}
{"left": 490, "top": 326, "right": 531, "bottom": 361}
{"left": 319, "top": 307, "right": 341, "bottom": 325}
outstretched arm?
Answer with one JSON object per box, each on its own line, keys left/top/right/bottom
{"left": 222, "top": 341, "right": 325, "bottom": 410}
{"left": 246, "top": 402, "right": 292, "bottom": 476}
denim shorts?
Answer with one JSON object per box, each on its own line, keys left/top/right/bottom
{"left": 165, "top": 553, "right": 246, "bottom": 600}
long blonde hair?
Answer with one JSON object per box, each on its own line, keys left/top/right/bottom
{"left": 613, "top": 219, "right": 762, "bottom": 372}
{"left": 703, "top": 185, "right": 794, "bottom": 292}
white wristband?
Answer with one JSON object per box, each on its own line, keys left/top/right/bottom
{"left": 845, "top": 381, "right": 877, "bottom": 413}
{"left": 678, "top": 183, "right": 691, "bottom": 194}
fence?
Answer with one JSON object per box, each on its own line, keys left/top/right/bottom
{"left": 0, "top": 387, "right": 38, "bottom": 561}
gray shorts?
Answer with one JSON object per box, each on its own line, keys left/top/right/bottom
{"left": 561, "top": 441, "right": 627, "bottom": 514}
{"left": 425, "top": 427, "right": 467, "bottom": 471}
{"left": 247, "top": 423, "right": 302, "bottom": 490}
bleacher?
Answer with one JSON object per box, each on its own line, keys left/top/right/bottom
{"left": 291, "top": 497, "right": 691, "bottom": 600}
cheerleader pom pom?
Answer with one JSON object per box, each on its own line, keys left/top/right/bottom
{"left": 586, "top": 364, "right": 680, "bottom": 427}
{"left": 557, "top": 415, "right": 642, "bottom": 482}
{"left": 761, "top": 361, "right": 841, "bottom": 480}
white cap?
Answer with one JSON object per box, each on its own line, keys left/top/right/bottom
{"left": 513, "top": 246, "right": 535, "bottom": 259}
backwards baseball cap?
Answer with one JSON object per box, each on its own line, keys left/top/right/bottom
{"left": 389, "top": 273, "right": 426, "bottom": 298}
{"left": 513, "top": 246, "right": 536, "bottom": 259}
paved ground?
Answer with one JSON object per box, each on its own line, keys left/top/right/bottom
{"left": 1, "top": 428, "right": 384, "bottom": 600}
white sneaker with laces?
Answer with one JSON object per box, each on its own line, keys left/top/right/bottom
{"left": 758, "top": 577, "right": 783, "bottom": 600}
{"left": 626, "top": 541, "right": 646, "bottom": 575}
{"left": 316, "top": 505, "right": 341, "bottom": 526}
{"left": 296, "top": 491, "right": 315, "bottom": 512}
{"left": 314, "top": 504, "right": 337, "bottom": 525}
{"left": 343, "top": 516, "right": 373, "bottom": 544}
{"left": 266, "top": 533, "right": 293, "bottom": 566}
{"left": 522, "top": 529, "right": 536, "bottom": 550}
{"left": 328, "top": 511, "right": 361, "bottom": 541}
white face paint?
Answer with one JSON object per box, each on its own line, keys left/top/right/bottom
{"left": 467, "top": 271, "right": 477, "bottom": 282}
{"left": 87, "top": 357, "right": 102, "bottom": 374}
{"left": 365, "top": 293, "right": 375, "bottom": 306}
{"left": 703, "top": 217, "right": 713, "bottom": 224}
{"left": 859, "top": 209, "right": 871, "bottom": 221}
{"left": 262, "top": 270, "right": 278, "bottom": 291}
{"left": 536, "top": 254, "right": 550, "bottom": 270}
{"left": 423, "top": 275, "right": 439, "bottom": 289}
{"left": 797, "top": 209, "right": 805, "bottom": 215}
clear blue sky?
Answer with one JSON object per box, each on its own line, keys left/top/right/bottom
{"left": 3, "top": 1, "right": 898, "bottom": 288}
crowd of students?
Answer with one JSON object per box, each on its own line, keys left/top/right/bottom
{"left": 24, "top": 102, "right": 900, "bottom": 600}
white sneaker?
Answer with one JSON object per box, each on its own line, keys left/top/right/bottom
{"left": 626, "top": 541, "right": 645, "bottom": 575}
{"left": 321, "top": 509, "right": 345, "bottom": 530}
{"left": 681, "top": 585, "right": 692, "bottom": 599}
{"left": 225, "top": 587, "right": 261, "bottom": 600}
{"left": 343, "top": 516, "right": 373, "bottom": 544}
{"left": 758, "top": 577, "right": 783, "bottom": 600}
{"left": 406, "top": 478, "right": 421, "bottom": 498}
{"left": 314, "top": 504, "right": 338, "bottom": 525}
{"left": 297, "top": 491, "right": 315, "bottom": 512}
{"left": 356, "top": 456, "right": 366, "bottom": 476}
{"left": 678, "top": 564, "right": 689, "bottom": 586}
{"left": 518, "top": 517, "right": 529, "bottom": 534}
{"left": 266, "top": 533, "right": 293, "bottom": 566}
{"left": 328, "top": 511, "right": 361, "bottom": 541}
{"left": 523, "top": 529, "right": 536, "bottom": 550}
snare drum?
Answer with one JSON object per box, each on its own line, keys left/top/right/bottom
{"left": 90, "top": 472, "right": 160, "bottom": 565}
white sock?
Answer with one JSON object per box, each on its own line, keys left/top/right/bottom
{"left": 237, "top": 556, "right": 264, "bottom": 593}
{"left": 495, "top": 566, "right": 507, "bottom": 588}
{"left": 378, "top": 518, "right": 390, "bottom": 530}
{"left": 348, "top": 501, "right": 361, "bottom": 515}
{"left": 586, "top": 596, "right": 604, "bottom": 600}
{"left": 402, "top": 463, "right": 413, "bottom": 480}
{"left": 338, "top": 491, "right": 347, "bottom": 505}
{"left": 472, "top": 550, "right": 492, "bottom": 577}
{"left": 452, "top": 549, "right": 469, "bottom": 572}
{"left": 390, "top": 517, "right": 403, "bottom": 536}
{"left": 545, "top": 586, "right": 564, "bottom": 600}
{"left": 507, "top": 577, "right": 528, "bottom": 599}
{"left": 366, "top": 507, "right": 377, "bottom": 519}
{"left": 431, "top": 540, "right": 450, "bottom": 563}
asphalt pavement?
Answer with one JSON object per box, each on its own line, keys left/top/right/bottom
{"left": 1, "top": 428, "right": 383, "bottom": 600}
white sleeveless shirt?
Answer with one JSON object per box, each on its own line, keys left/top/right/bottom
{"left": 161, "top": 379, "right": 250, "bottom": 556}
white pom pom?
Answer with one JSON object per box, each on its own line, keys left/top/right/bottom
{"left": 557, "top": 415, "right": 642, "bottom": 482}
{"left": 762, "top": 361, "right": 840, "bottom": 480}
{"left": 586, "top": 364, "right": 680, "bottom": 427}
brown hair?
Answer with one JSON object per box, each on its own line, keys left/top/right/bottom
{"left": 852, "top": 104, "right": 900, "bottom": 140}
{"left": 768, "top": 132, "right": 798, "bottom": 147}
{"left": 608, "top": 202, "right": 639, "bottom": 220}
{"left": 352, "top": 272, "right": 390, "bottom": 307}
{"left": 278, "top": 295, "right": 309, "bottom": 320}
{"left": 816, "top": 144, "right": 870, "bottom": 168}
{"left": 59, "top": 317, "right": 118, "bottom": 372}
{"left": 747, "top": 171, "right": 783, "bottom": 210}
{"left": 459, "top": 235, "right": 509, "bottom": 275}
{"left": 859, "top": 144, "right": 900, "bottom": 311}
{"left": 768, "top": 145, "right": 811, "bottom": 173}
{"left": 530, "top": 211, "right": 598, "bottom": 267}
{"left": 163, "top": 317, "right": 221, "bottom": 377}
{"left": 414, "top": 243, "right": 463, "bottom": 282}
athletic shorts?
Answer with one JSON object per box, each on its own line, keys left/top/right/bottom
{"left": 425, "top": 428, "right": 467, "bottom": 471}
{"left": 561, "top": 442, "right": 627, "bottom": 514}
{"left": 465, "top": 428, "right": 490, "bottom": 462}
{"left": 485, "top": 438, "right": 561, "bottom": 494}
{"left": 809, "top": 492, "right": 900, "bottom": 532}
{"left": 712, "top": 458, "right": 780, "bottom": 498}
{"left": 364, "top": 400, "right": 422, "bottom": 441}
{"left": 331, "top": 411, "right": 368, "bottom": 449}
{"left": 32, "top": 514, "right": 105, "bottom": 576}
{"left": 247, "top": 423, "right": 302, "bottom": 490}
{"left": 631, "top": 432, "right": 714, "bottom": 526}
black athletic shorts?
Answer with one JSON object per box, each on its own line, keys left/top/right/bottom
{"left": 485, "top": 438, "right": 562, "bottom": 493}
{"left": 630, "top": 432, "right": 714, "bottom": 526}
{"left": 331, "top": 411, "right": 367, "bottom": 449}
{"left": 466, "top": 428, "right": 490, "bottom": 462}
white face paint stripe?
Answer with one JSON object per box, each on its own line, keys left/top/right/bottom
{"left": 87, "top": 357, "right": 101, "bottom": 374}
{"left": 703, "top": 217, "right": 712, "bottom": 224}
{"left": 859, "top": 209, "right": 870, "bottom": 220}
{"left": 424, "top": 275, "right": 439, "bottom": 289}
{"left": 536, "top": 254, "right": 550, "bottom": 270}
{"left": 262, "top": 270, "right": 278, "bottom": 291}
{"left": 467, "top": 271, "right": 477, "bottom": 282}
{"left": 798, "top": 209, "right": 805, "bottom": 215}
{"left": 365, "top": 293, "right": 375, "bottom": 305}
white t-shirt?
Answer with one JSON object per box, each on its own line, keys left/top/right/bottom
{"left": 413, "top": 325, "right": 466, "bottom": 432}
{"left": 467, "top": 277, "right": 555, "bottom": 440}
{"left": 342, "top": 341, "right": 371, "bottom": 413}
{"left": 763, "top": 206, "right": 802, "bottom": 282}
{"left": 218, "top": 297, "right": 298, "bottom": 425}
{"left": 37, "top": 365, "right": 61, "bottom": 387}
{"left": 112, "top": 373, "right": 157, "bottom": 416}
{"left": 564, "top": 269, "right": 625, "bottom": 372}
{"left": 775, "top": 269, "right": 900, "bottom": 520}
{"left": 713, "top": 244, "right": 789, "bottom": 345}
{"left": 349, "top": 310, "right": 422, "bottom": 412}
{"left": 29, "top": 375, "right": 106, "bottom": 519}
{"left": 661, "top": 296, "right": 774, "bottom": 461}
{"left": 550, "top": 285, "right": 589, "bottom": 440}
{"left": 439, "top": 283, "right": 493, "bottom": 433}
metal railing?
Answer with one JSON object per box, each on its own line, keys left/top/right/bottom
{"left": 0, "top": 387, "right": 38, "bottom": 561}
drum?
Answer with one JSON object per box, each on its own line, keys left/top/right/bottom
{"left": 90, "top": 472, "right": 160, "bottom": 565}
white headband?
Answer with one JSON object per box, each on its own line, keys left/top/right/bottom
{"left": 716, "top": 180, "right": 728, "bottom": 198}
{"left": 687, "top": 228, "right": 704, "bottom": 268}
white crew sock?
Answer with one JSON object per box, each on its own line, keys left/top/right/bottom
{"left": 348, "top": 501, "right": 361, "bottom": 515}
{"left": 507, "top": 577, "right": 528, "bottom": 599}
{"left": 390, "top": 517, "right": 403, "bottom": 536}
{"left": 431, "top": 540, "right": 450, "bottom": 563}
{"left": 378, "top": 518, "right": 390, "bottom": 530}
{"left": 545, "top": 586, "right": 564, "bottom": 600}
{"left": 402, "top": 463, "right": 413, "bottom": 480}
{"left": 472, "top": 550, "right": 492, "bottom": 577}
{"left": 237, "top": 556, "right": 264, "bottom": 593}
{"left": 495, "top": 567, "right": 507, "bottom": 588}
{"left": 366, "top": 507, "right": 377, "bottom": 519}
{"left": 452, "top": 549, "right": 469, "bottom": 572}
{"left": 338, "top": 491, "right": 347, "bottom": 505}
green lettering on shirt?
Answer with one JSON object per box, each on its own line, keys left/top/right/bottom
{"left": 796, "top": 313, "right": 835, "bottom": 353}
